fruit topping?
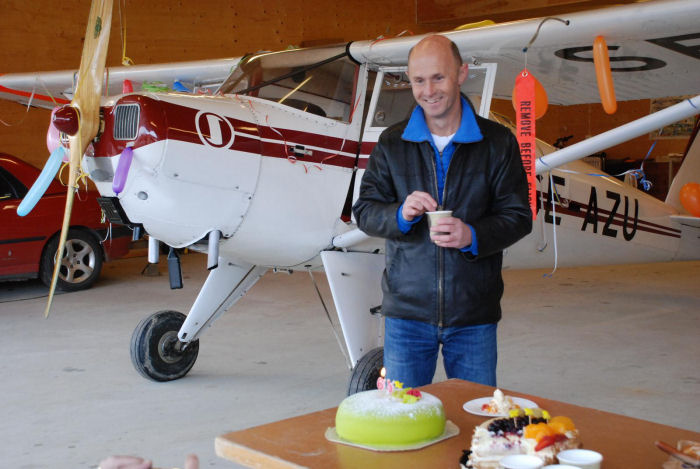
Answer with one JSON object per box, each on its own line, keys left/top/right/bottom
{"left": 548, "top": 416, "right": 576, "bottom": 434}
{"left": 534, "top": 433, "right": 568, "bottom": 451}
{"left": 524, "top": 422, "right": 555, "bottom": 441}
{"left": 487, "top": 417, "right": 546, "bottom": 434}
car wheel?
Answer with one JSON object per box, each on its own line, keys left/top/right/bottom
{"left": 40, "top": 228, "right": 103, "bottom": 291}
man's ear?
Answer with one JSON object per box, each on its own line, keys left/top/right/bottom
{"left": 458, "top": 63, "right": 469, "bottom": 85}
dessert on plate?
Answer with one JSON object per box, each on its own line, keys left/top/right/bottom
{"left": 481, "top": 389, "right": 520, "bottom": 415}
{"left": 462, "top": 409, "right": 582, "bottom": 468}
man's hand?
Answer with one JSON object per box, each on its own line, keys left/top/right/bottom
{"left": 430, "top": 217, "right": 472, "bottom": 249}
{"left": 98, "top": 456, "right": 151, "bottom": 469}
{"left": 99, "top": 454, "right": 198, "bottom": 469}
{"left": 401, "top": 191, "right": 438, "bottom": 221}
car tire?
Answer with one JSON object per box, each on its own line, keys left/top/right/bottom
{"left": 40, "top": 228, "right": 103, "bottom": 292}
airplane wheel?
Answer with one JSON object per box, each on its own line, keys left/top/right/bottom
{"left": 130, "top": 310, "right": 199, "bottom": 382}
{"left": 346, "top": 347, "right": 383, "bottom": 396}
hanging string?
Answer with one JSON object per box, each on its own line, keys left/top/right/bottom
{"left": 119, "top": 0, "right": 134, "bottom": 66}
{"left": 543, "top": 171, "right": 559, "bottom": 278}
{"left": 523, "top": 17, "right": 570, "bottom": 53}
{"left": 536, "top": 183, "right": 548, "bottom": 252}
{"left": 0, "top": 83, "right": 37, "bottom": 127}
{"left": 522, "top": 17, "right": 569, "bottom": 68}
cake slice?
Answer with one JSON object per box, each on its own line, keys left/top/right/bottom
{"left": 464, "top": 414, "right": 582, "bottom": 468}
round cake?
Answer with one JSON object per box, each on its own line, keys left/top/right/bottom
{"left": 335, "top": 389, "right": 446, "bottom": 446}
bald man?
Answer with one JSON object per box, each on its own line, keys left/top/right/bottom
{"left": 354, "top": 35, "right": 532, "bottom": 387}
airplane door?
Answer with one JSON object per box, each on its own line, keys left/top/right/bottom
{"left": 222, "top": 58, "right": 372, "bottom": 266}
{"left": 354, "top": 63, "right": 497, "bottom": 207}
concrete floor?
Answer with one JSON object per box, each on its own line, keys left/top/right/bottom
{"left": 0, "top": 253, "right": 698, "bottom": 469}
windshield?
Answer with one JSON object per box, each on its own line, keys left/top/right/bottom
{"left": 218, "top": 45, "right": 359, "bottom": 122}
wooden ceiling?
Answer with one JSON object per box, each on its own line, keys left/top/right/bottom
{"left": 417, "top": 0, "right": 638, "bottom": 26}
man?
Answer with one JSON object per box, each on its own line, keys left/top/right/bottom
{"left": 353, "top": 35, "right": 532, "bottom": 387}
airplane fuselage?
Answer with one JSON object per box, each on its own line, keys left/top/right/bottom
{"left": 83, "top": 90, "right": 697, "bottom": 272}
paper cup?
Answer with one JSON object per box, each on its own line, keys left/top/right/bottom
{"left": 426, "top": 210, "right": 452, "bottom": 237}
{"left": 557, "top": 449, "right": 603, "bottom": 469}
{"left": 499, "top": 454, "right": 544, "bottom": 469}
{"left": 543, "top": 465, "right": 581, "bottom": 469}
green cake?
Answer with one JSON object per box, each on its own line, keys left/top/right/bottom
{"left": 335, "top": 388, "right": 446, "bottom": 446}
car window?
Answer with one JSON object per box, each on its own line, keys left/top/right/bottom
{"left": 0, "top": 167, "right": 28, "bottom": 200}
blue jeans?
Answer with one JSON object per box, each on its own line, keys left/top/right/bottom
{"left": 383, "top": 317, "right": 497, "bottom": 387}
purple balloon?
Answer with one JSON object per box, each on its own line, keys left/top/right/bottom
{"left": 112, "top": 147, "right": 133, "bottom": 194}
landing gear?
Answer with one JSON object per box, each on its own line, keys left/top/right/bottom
{"left": 130, "top": 310, "right": 199, "bottom": 381}
{"left": 347, "top": 347, "right": 383, "bottom": 395}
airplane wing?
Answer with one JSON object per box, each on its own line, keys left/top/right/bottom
{"left": 2, "top": 1, "right": 697, "bottom": 109}
{"left": 0, "top": 58, "right": 240, "bottom": 109}
{"left": 348, "top": 0, "right": 700, "bottom": 105}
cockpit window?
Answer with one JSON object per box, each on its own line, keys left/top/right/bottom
{"left": 218, "top": 45, "right": 358, "bottom": 122}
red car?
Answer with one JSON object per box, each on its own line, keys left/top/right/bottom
{"left": 0, "top": 153, "right": 131, "bottom": 291}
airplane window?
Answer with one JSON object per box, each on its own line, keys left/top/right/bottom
{"left": 371, "top": 71, "right": 415, "bottom": 128}
{"left": 368, "top": 64, "right": 492, "bottom": 130}
{"left": 218, "top": 45, "right": 358, "bottom": 123}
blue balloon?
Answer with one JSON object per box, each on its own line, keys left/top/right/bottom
{"left": 17, "top": 147, "right": 65, "bottom": 217}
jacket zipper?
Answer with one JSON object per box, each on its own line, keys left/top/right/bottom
{"left": 435, "top": 143, "right": 459, "bottom": 328}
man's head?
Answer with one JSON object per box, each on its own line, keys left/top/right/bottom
{"left": 407, "top": 35, "right": 468, "bottom": 134}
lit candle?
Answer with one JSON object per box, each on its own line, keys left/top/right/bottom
{"left": 376, "top": 367, "right": 386, "bottom": 390}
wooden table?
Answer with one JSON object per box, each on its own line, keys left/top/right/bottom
{"left": 216, "top": 379, "right": 699, "bottom": 468}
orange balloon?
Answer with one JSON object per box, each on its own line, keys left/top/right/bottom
{"left": 680, "top": 182, "right": 700, "bottom": 217}
{"left": 512, "top": 74, "right": 548, "bottom": 120}
{"left": 593, "top": 35, "right": 617, "bottom": 114}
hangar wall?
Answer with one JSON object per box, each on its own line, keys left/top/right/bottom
{"left": 0, "top": 0, "right": 689, "bottom": 181}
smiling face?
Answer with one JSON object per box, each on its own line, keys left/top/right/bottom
{"left": 407, "top": 36, "right": 468, "bottom": 135}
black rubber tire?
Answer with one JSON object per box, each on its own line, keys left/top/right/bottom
{"left": 40, "top": 228, "right": 103, "bottom": 292}
{"left": 130, "top": 310, "right": 199, "bottom": 382}
{"left": 347, "top": 347, "right": 383, "bottom": 396}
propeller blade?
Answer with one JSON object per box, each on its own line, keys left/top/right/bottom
{"left": 45, "top": 0, "right": 113, "bottom": 317}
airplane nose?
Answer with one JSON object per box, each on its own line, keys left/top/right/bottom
{"left": 52, "top": 105, "right": 80, "bottom": 136}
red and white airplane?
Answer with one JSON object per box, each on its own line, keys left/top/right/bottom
{"left": 1, "top": 0, "right": 698, "bottom": 390}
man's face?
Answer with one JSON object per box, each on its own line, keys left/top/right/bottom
{"left": 407, "top": 43, "right": 467, "bottom": 126}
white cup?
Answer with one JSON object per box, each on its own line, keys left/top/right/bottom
{"left": 556, "top": 449, "right": 603, "bottom": 469}
{"left": 499, "top": 454, "right": 544, "bottom": 469}
{"left": 426, "top": 210, "right": 452, "bottom": 238}
{"left": 543, "top": 465, "right": 581, "bottom": 469}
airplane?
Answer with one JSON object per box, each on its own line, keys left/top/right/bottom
{"left": 0, "top": 0, "right": 698, "bottom": 393}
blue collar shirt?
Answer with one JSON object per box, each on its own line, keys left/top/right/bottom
{"left": 395, "top": 96, "right": 483, "bottom": 254}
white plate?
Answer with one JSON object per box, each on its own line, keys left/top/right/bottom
{"left": 462, "top": 396, "right": 538, "bottom": 417}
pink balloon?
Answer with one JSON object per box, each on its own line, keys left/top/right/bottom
{"left": 46, "top": 107, "right": 61, "bottom": 155}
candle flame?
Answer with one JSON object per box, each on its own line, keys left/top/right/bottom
{"left": 380, "top": 367, "right": 386, "bottom": 378}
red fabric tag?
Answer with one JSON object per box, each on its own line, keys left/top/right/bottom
{"left": 515, "top": 69, "right": 537, "bottom": 220}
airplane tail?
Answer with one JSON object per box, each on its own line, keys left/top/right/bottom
{"left": 665, "top": 120, "right": 700, "bottom": 212}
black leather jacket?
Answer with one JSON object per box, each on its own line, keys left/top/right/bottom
{"left": 353, "top": 114, "right": 532, "bottom": 327}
